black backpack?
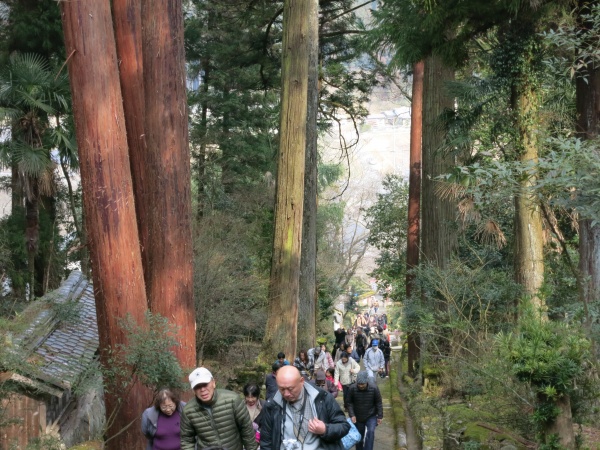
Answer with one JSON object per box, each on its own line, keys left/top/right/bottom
{"left": 379, "top": 339, "right": 391, "bottom": 358}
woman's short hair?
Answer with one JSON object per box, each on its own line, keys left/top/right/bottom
{"left": 243, "top": 382, "right": 261, "bottom": 398}
{"left": 298, "top": 349, "right": 308, "bottom": 361}
{"left": 153, "top": 388, "right": 180, "bottom": 410}
{"left": 277, "top": 352, "right": 286, "bottom": 359}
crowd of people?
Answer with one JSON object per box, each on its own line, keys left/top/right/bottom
{"left": 141, "top": 305, "right": 392, "bottom": 450}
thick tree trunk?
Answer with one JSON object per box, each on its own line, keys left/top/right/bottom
{"left": 141, "top": 0, "right": 196, "bottom": 369}
{"left": 420, "top": 55, "right": 456, "bottom": 364}
{"left": 60, "top": 1, "right": 151, "bottom": 448}
{"left": 421, "top": 55, "right": 457, "bottom": 269}
{"left": 406, "top": 61, "right": 423, "bottom": 378}
{"left": 297, "top": 0, "right": 319, "bottom": 353}
{"left": 543, "top": 395, "right": 575, "bottom": 449}
{"left": 510, "top": 52, "right": 545, "bottom": 313}
{"left": 112, "top": 0, "right": 149, "bottom": 276}
{"left": 262, "top": 0, "right": 310, "bottom": 361}
{"left": 575, "top": 14, "right": 600, "bottom": 337}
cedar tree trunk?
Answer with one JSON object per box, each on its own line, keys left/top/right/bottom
{"left": 60, "top": 1, "right": 151, "bottom": 448}
{"left": 141, "top": 0, "right": 196, "bottom": 369}
{"left": 576, "top": 0, "right": 600, "bottom": 338}
{"left": 421, "top": 55, "right": 457, "bottom": 269}
{"left": 112, "top": 0, "right": 150, "bottom": 274}
{"left": 509, "top": 29, "right": 545, "bottom": 313}
{"left": 262, "top": 0, "right": 310, "bottom": 360}
{"left": 406, "top": 60, "right": 423, "bottom": 377}
{"left": 298, "top": 0, "right": 319, "bottom": 352}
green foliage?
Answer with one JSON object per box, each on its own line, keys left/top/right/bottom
{"left": 185, "top": 0, "right": 381, "bottom": 210}
{"left": 364, "top": 174, "right": 408, "bottom": 299}
{"left": 408, "top": 259, "right": 521, "bottom": 342}
{"left": 194, "top": 209, "right": 269, "bottom": 359}
{"left": 0, "top": 0, "right": 64, "bottom": 63}
{"left": 497, "top": 311, "right": 591, "bottom": 435}
{"left": 103, "top": 312, "right": 186, "bottom": 396}
{"left": 541, "top": 3, "right": 600, "bottom": 82}
{"left": 497, "top": 313, "right": 590, "bottom": 398}
{"left": 536, "top": 137, "right": 600, "bottom": 224}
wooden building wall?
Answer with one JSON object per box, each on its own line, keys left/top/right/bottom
{"left": 0, "top": 394, "right": 46, "bottom": 450}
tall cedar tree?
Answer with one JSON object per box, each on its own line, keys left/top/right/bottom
{"left": 576, "top": 0, "right": 600, "bottom": 341}
{"left": 112, "top": 0, "right": 195, "bottom": 369}
{"left": 185, "top": 0, "right": 380, "bottom": 354}
{"left": 371, "top": 0, "right": 554, "bottom": 312}
{"left": 262, "top": 0, "right": 311, "bottom": 360}
{"left": 406, "top": 60, "right": 424, "bottom": 376}
{"left": 298, "top": 0, "right": 319, "bottom": 351}
{"left": 141, "top": 0, "right": 195, "bottom": 370}
{"left": 60, "top": 0, "right": 151, "bottom": 448}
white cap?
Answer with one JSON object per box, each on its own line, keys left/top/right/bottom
{"left": 189, "top": 367, "right": 213, "bottom": 389}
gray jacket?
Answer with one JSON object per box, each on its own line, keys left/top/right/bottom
{"left": 141, "top": 401, "right": 186, "bottom": 450}
{"left": 363, "top": 347, "right": 385, "bottom": 372}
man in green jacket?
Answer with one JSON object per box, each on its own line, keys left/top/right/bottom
{"left": 181, "top": 367, "right": 258, "bottom": 450}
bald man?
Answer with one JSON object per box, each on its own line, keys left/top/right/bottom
{"left": 259, "top": 365, "right": 350, "bottom": 450}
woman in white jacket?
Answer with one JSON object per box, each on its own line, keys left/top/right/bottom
{"left": 334, "top": 352, "right": 360, "bottom": 410}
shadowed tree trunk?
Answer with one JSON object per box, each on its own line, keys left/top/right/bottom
{"left": 421, "top": 55, "right": 457, "bottom": 270}
{"left": 141, "top": 0, "right": 196, "bottom": 369}
{"left": 262, "top": 0, "right": 310, "bottom": 361}
{"left": 25, "top": 181, "right": 39, "bottom": 301}
{"left": 507, "top": 24, "right": 545, "bottom": 314}
{"left": 60, "top": 1, "right": 151, "bottom": 448}
{"left": 576, "top": 0, "right": 600, "bottom": 340}
{"left": 298, "top": 0, "right": 319, "bottom": 353}
{"left": 420, "top": 55, "right": 457, "bottom": 366}
{"left": 406, "top": 60, "right": 423, "bottom": 378}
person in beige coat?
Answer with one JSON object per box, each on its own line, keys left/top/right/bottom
{"left": 333, "top": 352, "right": 360, "bottom": 410}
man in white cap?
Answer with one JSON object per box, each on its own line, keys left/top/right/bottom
{"left": 180, "top": 367, "right": 257, "bottom": 450}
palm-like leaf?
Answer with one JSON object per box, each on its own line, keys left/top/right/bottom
{"left": 10, "top": 140, "right": 52, "bottom": 178}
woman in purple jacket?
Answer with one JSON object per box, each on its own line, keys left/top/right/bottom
{"left": 141, "top": 388, "right": 186, "bottom": 450}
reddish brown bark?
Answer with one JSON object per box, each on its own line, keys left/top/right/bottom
{"left": 112, "top": 0, "right": 150, "bottom": 276}
{"left": 141, "top": 0, "right": 196, "bottom": 369}
{"left": 60, "top": 1, "right": 151, "bottom": 448}
{"left": 407, "top": 61, "right": 423, "bottom": 377}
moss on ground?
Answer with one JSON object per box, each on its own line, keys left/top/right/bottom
{"left": 68, "top": 441, "right": 103, "bottom": 450}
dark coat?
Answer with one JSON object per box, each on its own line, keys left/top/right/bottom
{"left": 347, "top": 382, "right": 383, "bottom": 422}
{"left": 259, "top": 384, "right": 350, "bottom": 450}
{"left": 265, "top": 372, "right": 278, "bottom": 401}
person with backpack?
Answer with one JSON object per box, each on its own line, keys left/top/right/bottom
{"left": 354, "top": 328, "right": 367, "bottom": 361}
{"left": 378, "top": 339, "right": 391, "bottom": 378}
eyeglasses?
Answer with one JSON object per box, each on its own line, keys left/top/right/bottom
{"left": 160, "top": 401, "right": 176, "bottom": 411}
